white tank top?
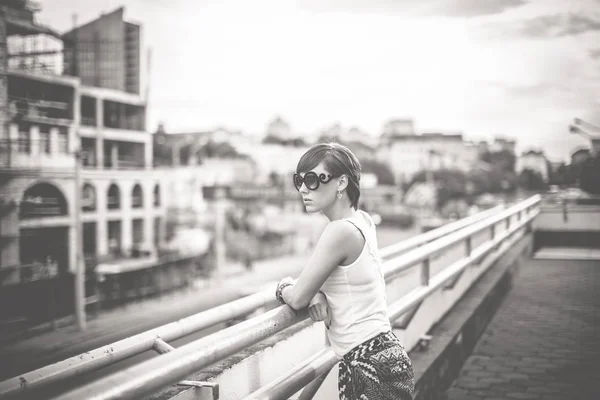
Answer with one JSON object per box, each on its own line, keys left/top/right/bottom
{"left": 320, "top": 210, "right": 391, "bottom": 358}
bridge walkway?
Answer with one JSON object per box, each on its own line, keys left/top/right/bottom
{"left": 445, "top": 257, "right": 600, "bottom": 400}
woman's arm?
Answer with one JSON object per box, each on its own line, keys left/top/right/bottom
{"left": 280, "top": 220, "right": 354, "bottom": 310}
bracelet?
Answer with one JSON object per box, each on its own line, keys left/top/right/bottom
{"left": 275, "top": 279, "right": 294, "bottom": 304}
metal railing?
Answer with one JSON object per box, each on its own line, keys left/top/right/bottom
{"left": 0, "top": 199, "right": 536, "bottom": 399}
{"left": 244, "top": 196, "right": 539, "bottom": 400}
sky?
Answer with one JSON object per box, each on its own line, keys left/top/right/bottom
{"left": 39, "top": 0, "right": 600, "bottom": 162}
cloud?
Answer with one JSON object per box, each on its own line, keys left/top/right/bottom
{"left": 479, "top": 13, "right": 600, "bottom": 39}
{"left": 426, "top": 0, "right": 529, "bottom": 18}
{"left": 297, "top": 0, "right": 528, "bottom": 17}
{"left": 521, "top": 13, "right": 600, "bottom": 37}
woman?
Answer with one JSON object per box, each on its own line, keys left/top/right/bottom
{"left": 275, "top": 143, "right": 414, "bottom": 400}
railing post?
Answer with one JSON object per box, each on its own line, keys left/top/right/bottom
{"left": 465, "top": 236, "right": 472, "bottom": 257}
{"left": 421, "top": 258, "right": 430, "bottom": 286}
{"left": 297, "top": 370, "right": 330, "bottom": 400}
{"left": 490, "top": 224, "right": 496, "bottom": 240}
{"left": 505, "top": 215, "right": 510, "bottom": 230}
{"left": 153, "top": 338, "right": 175, "bottom": 354}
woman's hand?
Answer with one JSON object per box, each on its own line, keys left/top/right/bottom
{"left": 308, "top": 291, "right": 331, "bottom": 329}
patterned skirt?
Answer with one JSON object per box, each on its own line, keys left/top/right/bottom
{"left": 338, "top": 331, "right": 414, "bottom": 400}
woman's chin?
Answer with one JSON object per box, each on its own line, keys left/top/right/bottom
{"left": 304, "top": 203, "right": 319, "bottom": 213}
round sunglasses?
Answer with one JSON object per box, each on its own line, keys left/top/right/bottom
{"left": 293, "top": 172, "right": 334, "bottom": 191}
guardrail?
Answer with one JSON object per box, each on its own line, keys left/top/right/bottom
{"left": 0, "top": 205, "right": 507, "bottom": 399}
{"left": 244, "top": 196, "right": 539, "bottom": 400}
{"left": 43, "top": 195, "right": 539, "bottom": 400}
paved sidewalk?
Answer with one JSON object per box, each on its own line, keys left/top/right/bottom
{"left": 0, "top": 253, "right": 310, "bottom": 380}
{"left": 445, "top": 259, "right": 600, "bottom": 400}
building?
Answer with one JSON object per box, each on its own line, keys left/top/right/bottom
{"left": 153, "top": 126, "right": 256, "bottom": 167}
{"left": 376, "top": 132, "right": 473, "bottom": 184}
{"left": 382, "top": 118, "right": 415, "bottom": 137}
{"left": 0, "top": 4, "right": 167, "bottom": 319}
{"left": 490, "top": 136, "right": 517, "bottom": 153}
{"left": 62, "top": 7, "right": 141, "bottom": 94}
{"left": 1, "top": 1, "right": 80, "bottom": 286}
{"left": 77, "top": 83, "right": 163, "bottom": 263}
{"left": 152, "top": 126, "right": 260, "bottom": 233}
{"left": 264, "top": 116, "right": 293, "bottom": 142}
{"left": 516, "top": 150, "right": 549, "bottom": 182}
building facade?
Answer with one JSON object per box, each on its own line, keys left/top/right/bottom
{"left": 516, "top": 150, "right": 549, "bottom": 182}
{"left": 376, "top": 133, "right": 474, "bottom": 184}
{"left": 1, "top": 4, "right": 165, "bottom": 313}
{"left": 62, "top": 7, "right": 141, "bottom": 95}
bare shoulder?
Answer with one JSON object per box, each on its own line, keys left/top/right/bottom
{"left": 313, "top": 220, "right": 364, "bottom": 267}
{"left": 321, "top": 220, "right": 364, "bottom": 247}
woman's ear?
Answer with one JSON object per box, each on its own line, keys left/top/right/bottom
{"left": 338, "top": 175, "right": 349, "bottom": 191}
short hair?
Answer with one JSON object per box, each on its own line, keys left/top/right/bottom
{"left": 296, "top": 142, "right": 362, "bottom": 210}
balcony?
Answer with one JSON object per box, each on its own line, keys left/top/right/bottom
{"left": 103, "top": 156, "right": 145, "bottom": 170}
{"left": 8, "top": 97, "right": 72, "bottom": 126}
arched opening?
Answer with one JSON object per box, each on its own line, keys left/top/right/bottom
{"left": 82, "top": 183, "right": 96, "bottom": 212}
{"left": 132, "top": 184, "right": 143, "bottom": 208}
{"left": 107, "top": 183, "right": 121, "bottom": 210}
{"left": 20, "top": 182, "right": 68, "bottom": 219}
{"left": 153, "top": 184, "right": 160, "bottom": 207}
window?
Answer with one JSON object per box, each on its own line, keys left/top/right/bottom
{"left": 18, "top": 124, "right": 30, "bottom": 153}
{"left": 132, "top": 218, "right": 144, "bottom": 245}
{"left": 107, "top": 220, "right": 122, "bottom": 256}
{"left": 82, "top": 183, "right": 96, "bottom": 212}
{"left": 131, "top": 184, "right": 143, "bottom": 208}
{"left": 39, "top": 125, "right": 51, "bottom": 154}
{"left": 154, "top": 217, "right": 162, "bottom": 247}
{"left": 20, "top": 182, "right": 68, "bottom": 219}
{"left": 107, "top": 184, "right": 120, "bottom": 210}
{"left": 57, "top": 127, "right": 68, "bottom": 154}
{"left": 153, "top": 184, "right": 160, "bottom": 207}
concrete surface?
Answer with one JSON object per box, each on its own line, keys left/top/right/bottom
{"left": 445, "top": 259, "right": 600, "bottom": 400}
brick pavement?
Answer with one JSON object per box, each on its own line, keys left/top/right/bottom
{"left": 445, "top": 259, "right": 600, "bottom": 400}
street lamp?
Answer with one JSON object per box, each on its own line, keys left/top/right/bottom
{"left": 73, "top": 148, "right": 86, "bottom": 331}
{"left": 574, "top": 118, "right": 600, "bottom": 132}
{"left": 569, "top": 124, "right": 593, "bottom": 140}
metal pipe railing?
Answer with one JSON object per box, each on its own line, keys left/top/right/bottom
{"left": 0, "top": 205, "right": 507, "bottom": 398}
{"left": 49, "top": 196, "right": 540, "bottom": 400}
{"left": 242, "top": 207, "right": 538, "bottom": 400}
{"left": 53, "top": 307, "right": 308, "bottom": 400}
{"left": 388, "top": 210, "right": 538, "bottom": 321}
{"left": 382, "top": 195, "right": 539, "bottom": 281}
{"left": 378, "top": 205, "right": 503, "bottom": 258}
{"left": 0, "top": 290, "right": 277, "bottom": 398}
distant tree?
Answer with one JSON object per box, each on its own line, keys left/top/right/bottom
{"left": 361, "top": 159, "right": 395, "bottom": 186}
{"left": 579, "top": 154, "right": 600, "bottom": 194}
{"left": 549, "top": 163, "right": 568, "bottom": 186}
{"left": 317, "top": 133, "right": 340, "bottom": 144}
{"left": 262, "top": 135, "right": 307, "bottom": 147}
{"left": 480, "top": 149, "right": 516, "bottom": 173}
{"left": 196, "top": 140, "right": 240, "bottom": 161}
{"left": 263, "top": 134, "right": 285, "bottom": 145}
{"left": 517, "top": 168, "right": 548, "bottom": 191}
{"left": 408, "top": 168, "right": 468, "bottom": 208}
{"left": 290, "top": 138, "right": 307, "bottom": 147}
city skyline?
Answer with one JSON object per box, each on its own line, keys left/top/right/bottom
{"left": 40, "top": 0, "right": 600, "bottom": 162}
